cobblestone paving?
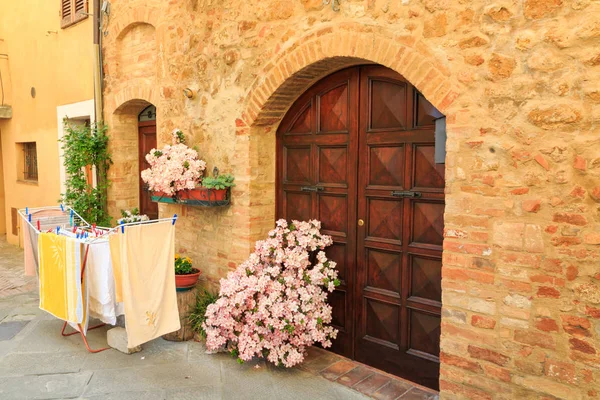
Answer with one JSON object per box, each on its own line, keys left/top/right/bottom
{"left": 0, "top": 236, "right": 438, "bottom": 400}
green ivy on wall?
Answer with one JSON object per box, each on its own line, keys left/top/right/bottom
{"left": 59, "top": 120, "right": 112, "bottom": 226}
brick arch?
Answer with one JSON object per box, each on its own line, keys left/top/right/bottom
{"left": 111, "top": 6, "right": 160, "bottom": 41}
{"left": 104, "top": 84, "right": 159, "bottom": 116}
{"left": 240, "top": 24, "right": 460, "bottom": 127}
{"left": 106, "top": 91, "right": 159, "bottom": 221}
{"left": 233, "top": 24, "right": 462, "bottom": 276}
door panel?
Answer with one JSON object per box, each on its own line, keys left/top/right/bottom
{"left": 368, "top": 145, "right": 405, "bottom": 188}
{"left": 318, "top": 194, "right": 348, "bottom": 237}
{"left": 284, "top": 146, "right": 312, "bottom": 184}
{"left": 367, "top": 248, "right": 402, "bottom": 294}
{"left": 356, "top": 65, "right": 442, "bottom": 390}
{"left": 369, "top": 79, "right": 409, "bottom": 130}
{"left": 277, "top": 67, "right": 359, "bottom": 358}
{"left": 138, "top": 121, "right": 158, "bottom": 220}
{"left": 318, "top": 146, "right": 348, "bottom": 186}
{"left": 413, "top": 145, "right": 445, "bottom": 190}
{"left": 276, "top": 65, "right": 444, "bottom": 390}
{"left": 318, "top": 83, "right": 350, "bottom": 133}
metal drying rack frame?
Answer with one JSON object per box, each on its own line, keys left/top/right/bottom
{"left": 18, "top": 205, "right": 178, "bottom": 354}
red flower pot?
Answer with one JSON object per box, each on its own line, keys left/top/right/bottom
{"left": 175, "top": 268, "right": 201, "bottom": 289}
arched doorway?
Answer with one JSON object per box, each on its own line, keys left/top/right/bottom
{"left": 138, "top": 104, "right": 158, "bottom": 220}
{"left": 276, "top": 65, "right": 445, "bottom": 389}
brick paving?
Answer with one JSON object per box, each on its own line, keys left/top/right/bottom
{"left": 300, "top": 347, "right": 438, "bottom": 400}
{"left": 0, "top": 235, "right": 439, "bottom": 399}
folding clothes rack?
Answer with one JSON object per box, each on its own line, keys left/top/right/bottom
{"left": 18, "top": 206, "right": 178, "bottom": 354}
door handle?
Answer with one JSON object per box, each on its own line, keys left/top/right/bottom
{"left": 301, "top": 186, "right": 325, "bottom": 192}
{"left": 391, "top": 190, "right": 422, "bottom": 198}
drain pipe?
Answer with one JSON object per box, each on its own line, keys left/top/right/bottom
{"left": 92, "top": 0, "right": 103, "bottom": 123}
{"left": 92, "top": 0, "right": 109, "bottom": 218}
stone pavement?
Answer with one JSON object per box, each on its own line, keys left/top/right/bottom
{"left": 0, "top": 236, "right": 36, "bottom": 299}
{"left": 0, "top": 235, "right": 438, "bottom": 399}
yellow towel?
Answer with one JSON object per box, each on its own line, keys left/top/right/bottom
{"left": 38, "top": 233, "right": 85, "bottom": 324}
{"left": 119, "top": 223, "right": 180, "bottom": 348}
{"left": 108, "top": 234, "right": 123, "bottom": 303}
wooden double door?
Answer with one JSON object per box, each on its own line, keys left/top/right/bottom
{"left": 276, "top": 66, "right": 445, "bottom": 390}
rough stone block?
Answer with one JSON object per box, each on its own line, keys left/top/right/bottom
{"left": 107, "top": 327, "right": 142, "bottom": 354}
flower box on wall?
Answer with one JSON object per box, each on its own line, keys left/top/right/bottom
{"left": 151, "top": 188, "right": 231, "bottom": 207}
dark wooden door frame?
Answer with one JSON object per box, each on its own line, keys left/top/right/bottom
{"left": 275, "top": 65, "right": 444, "bottom": 390}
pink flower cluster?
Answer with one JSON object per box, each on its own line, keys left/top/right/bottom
{"left": 203, "top": 219, "right": 340, "bottom": 367}
{"left": 140, "top": 130, "right": 207, "bottom": 196}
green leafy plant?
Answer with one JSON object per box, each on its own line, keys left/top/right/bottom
{"left": 201, "top": 174, "right": 235, "bottom": 190}
{"left": 175, "top": 254, "right": 195, "bottom": 275}
{"left": 60, "top": 120, "right": 112, "bottom": 226}
{"left": 188, "top": 289, "right": 218, "bottom": 339}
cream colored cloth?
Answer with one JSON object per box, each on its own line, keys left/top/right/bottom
{"left": 119, "top": 223, "right": 180, "bottom": 348}
{"left": 108, "top": 234, "right": 123, "bottom": 303}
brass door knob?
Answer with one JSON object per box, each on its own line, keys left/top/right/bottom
{"left": 358, "top": 219, "right": 364, "bottom": 226}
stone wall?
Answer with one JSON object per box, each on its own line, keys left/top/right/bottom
{"left": 102, "top": 0, "right": 600, "bottom": 398}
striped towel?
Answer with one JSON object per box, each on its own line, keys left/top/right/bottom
{"left": 38, "top": 233, "right": 86, "bottom": 325}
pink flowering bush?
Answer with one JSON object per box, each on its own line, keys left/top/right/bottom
{"left": 203, "top": 219, "right": 340, "bottom": 367}
{"left": 141, "top": 129, "right": 207, "bottom": 196}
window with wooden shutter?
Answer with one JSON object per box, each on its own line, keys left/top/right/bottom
{"left": 60, "top": 0, "right": 88, "bottom": 28}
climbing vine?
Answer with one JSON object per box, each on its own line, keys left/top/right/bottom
{"left": 59, "top": 120, "right": 112, "bottom": 226}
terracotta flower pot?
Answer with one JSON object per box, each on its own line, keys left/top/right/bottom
{"left": 152, "top": 191, "right": 173, "bottom": 198}
{"left": 181, "top": 188, "right": 227, "bottom": 201}
{"left": 175, "top": 268, "right": 201, "bottom": 289}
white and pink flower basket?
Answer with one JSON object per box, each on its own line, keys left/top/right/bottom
{"left": 141, "top": 129, "right": 207, "bottom": 197}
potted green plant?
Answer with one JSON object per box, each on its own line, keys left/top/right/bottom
{"left": 174, "top": 254, "right": 202, "bottom": 290}
{"left": 197, "top": 173, "right": 235, "bottom": 201}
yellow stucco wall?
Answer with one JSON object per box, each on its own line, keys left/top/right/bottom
{"left": 0, "top": 1, "right": 94, "bottom": 244}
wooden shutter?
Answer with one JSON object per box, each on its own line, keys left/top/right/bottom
{"left": 60, "top": 0, "right": 72, "bottom": 27}
{"left": 61, "top": 0, "right": 88, "bottom": 28}
{"left": 73, "top": 0, "right": 88, "bottom": 23}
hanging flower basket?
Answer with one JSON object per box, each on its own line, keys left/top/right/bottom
{"left": 151, "top": 188, "right": 231, "bottom": 207}
{"left": 141, "top": 129, "right": 207, "bottom": 198}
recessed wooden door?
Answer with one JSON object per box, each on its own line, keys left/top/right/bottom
{"left": 139, "top": 120, "right": 158, "bottom": 220}
{"left": 276, "top": 66, "right": 444, "bottom": 390}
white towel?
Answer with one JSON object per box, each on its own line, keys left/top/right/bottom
{"left": 87, "top": 240, "right": 124, "bottom": 325}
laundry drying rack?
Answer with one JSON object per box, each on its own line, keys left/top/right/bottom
{"left": 18, "top": 205, "right": 178, "bottom": 354}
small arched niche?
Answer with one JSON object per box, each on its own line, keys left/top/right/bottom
{"left": 116, "top": 23, "right": 157, "bottom": 80}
